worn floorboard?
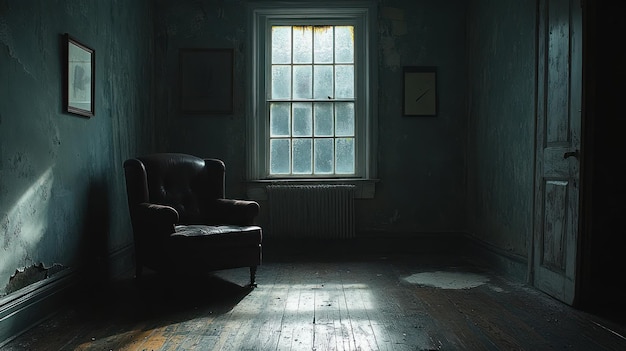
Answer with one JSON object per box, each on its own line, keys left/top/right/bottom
{"left": 2, "top": 252, "right": 625, "bottom": 351}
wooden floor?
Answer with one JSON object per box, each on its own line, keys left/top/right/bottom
{"left": 2, "top": 251, "right": 626, "bottom": 351}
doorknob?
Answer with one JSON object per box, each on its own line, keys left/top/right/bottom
{"left": 563, "top": 149, "right": 579, "bottom": 160}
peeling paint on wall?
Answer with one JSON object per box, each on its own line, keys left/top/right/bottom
{"left": 0, "top": 18, "right": 32, "bottom": 76}
{"left": 381, "top": 7, "right": 407, "bottom": 36}
{"left": 380, "top": 36, "right": 402, "bottom": 69}
{"left": 3, "top": 263, "right": 67, "bottom": 296}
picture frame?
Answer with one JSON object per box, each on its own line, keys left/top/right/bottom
{"left": 403, "top": 66, "right": 437, "bottom": 116}
{"left": 179, "top": 48, "right": 234, "bottom": 114}
{"left": 63, "top": 33, "right": 95, "bottom": 117}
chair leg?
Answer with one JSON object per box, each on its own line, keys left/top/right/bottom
{"left": 249, "top": 266, "right": 257, "bottom": 287}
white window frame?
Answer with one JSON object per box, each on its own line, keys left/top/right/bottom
{"left": 246, "top": 1, "right": 378, "bottom": 197}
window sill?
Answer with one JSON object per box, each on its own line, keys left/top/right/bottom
{"left": 245, "top": 178, "right": 378, "bottom": 200}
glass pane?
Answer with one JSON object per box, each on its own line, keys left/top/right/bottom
{"left": 314, "top": 65, "right": 333, "bottom": 99}
{"left": 293, "top": 65, "right": 312, "bottom": 99}
{"left": 314, "top": 103, "right": 333, "bottom": 136}
{"left": 270, "top": 102, "right": 291, "bottom": 137}
{"left": 336, "top": 138, "right": 355, "bottom": 174}
{"left": 335, "top": 26, "right": 354, "bottom": 63}
{"left": 335, "top": 102, "right": 354, "bottom": 136}
{"left": 272, "top": 65, "right": 291, "bottom": 99}
{"left": 292, "top": 103, "right": 312, "bottom": 137}
{"left": 293, "top": 138, "right": 312, "bottom": 174}
{"left": 270, "top": 139, "right": 291, "bottom": 174}
{"left": 314, "top": 138, "right": 334, "bottom": 174}
{"left": 293, "top": 26, "right": 312, "bottom": 64}
{"left": 335, "top": 65, "right": 354, "bottom": 98}
{"left": 272, "top": 26, "right": 292, "bottom": 64}
{"left": 314, "top": 26, "right": 333, "bottom": 63}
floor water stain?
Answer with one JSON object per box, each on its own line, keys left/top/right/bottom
{"left": 403, "top": 271, "right": 489, "bottom": 289}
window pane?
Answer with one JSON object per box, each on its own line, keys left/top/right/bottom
{"left": 270, "top": 139, "right": 290, "bottom": 174}
{"left": 335, "top": 26, "right": 354, "bottom": 63}
{"left": 293, "top": 65, "right": 312, "bottom": 99}
{"left": 314, "top": 103, "right": 333, "bottom": 136}
{"left": 335, "top": 102, "right": 354, "bottom": 136}
{"left": 314, "top": 65, "right": 333, "bottom": 99}
{"left": 314, "top": 26, "right": 333, "bottom": 63}
{"left": 335, "top": 65, "right": 354, "bottom": 98}
{"left": 293, "top": 138, "right": 312, "bottom": 174}
{"left": 314, "top": 138, "right": 334, "bottom": 174}
{"left": 265, "top": 23, "right": 363, "bottom": 179}
{"left": 292, "top": 103, "right": 312, "bottom": 137}
{"left": 293, "top": 26, "right": 312, "bottom": 64}
{"left": 270, "top": 102, "right": 291, "bottom": 137}
{"left": 336, "top": 138, "right": 355, "bottom": 174}
{"left": 272, "top": 65, "right": 291, "bottom": 99}
{"left": 272, "top": 26, "right": 292, "bottom": 64}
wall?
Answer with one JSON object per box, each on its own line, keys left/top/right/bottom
{"left": 0, "top": 0, "right": 155, "bottom": 296}
{"left": 153, "top": 0, "right": 469, "bottom": 237}
{"left": 466, "top": 0, "right": 536, "bottom": 260}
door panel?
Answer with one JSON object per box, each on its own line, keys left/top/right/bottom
{"left": 533, "top": 0, "right": 582, "bottom": 305}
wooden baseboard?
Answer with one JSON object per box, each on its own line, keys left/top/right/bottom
{"left": 0, "top": 268, "right": 77, "bottom": 348}
{"left": 107, "top": 244, "right": 136, "bottom": 278}
{"left": 262, "top": 232, "right": 527, "bottom": 284}
{"left": 0, "top": 244, "right": 135, "bottom": 347}
{"left": 464, "top": 234, "right": 529, "bottom": 283}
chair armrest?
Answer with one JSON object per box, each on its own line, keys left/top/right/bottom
{"left": 132, "top": 203, "right": 179, "bottom": 237}
{"left": 209, "top": 198, "right": 260, "bottom": 225}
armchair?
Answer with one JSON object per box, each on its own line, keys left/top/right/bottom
{"left": 123, "top": 153, "right": 262, "bottom": 286}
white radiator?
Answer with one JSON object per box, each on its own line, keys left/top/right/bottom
{"left": 267, "top": 184, "right": 356, "bottom": 239}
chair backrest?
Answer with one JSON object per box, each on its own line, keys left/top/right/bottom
{"left": 124, "top": 153, "right": 224, "bottom": 223}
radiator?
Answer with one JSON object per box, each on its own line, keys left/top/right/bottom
{"left": 267, "top": 184, "right": 356, "bottom": 239}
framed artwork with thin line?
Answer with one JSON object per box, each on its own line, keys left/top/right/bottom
{"left": 403, "top": 66, "right": 437, "bottom": 116}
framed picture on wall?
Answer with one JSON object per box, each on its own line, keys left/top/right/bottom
{"left": 179, "top": 48, "right": 234, "bottom": 114}
{"left": 403, "top": 66, "right": 437, "bottom": 116}
{"left": 63, "top": 33, "right": 95, "bottom": 117}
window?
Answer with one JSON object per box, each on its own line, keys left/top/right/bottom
{"left": 270, "top": 25, "right": 355, "bottom": 176}
{"left": 248, "top": 3, "right": 377, "bottom": 183}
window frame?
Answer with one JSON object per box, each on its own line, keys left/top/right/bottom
{"left": 247, "top": 1, "right": 377, "bottom": 187}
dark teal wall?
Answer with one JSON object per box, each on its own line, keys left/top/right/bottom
{"left": 153, "top": 0, "right": 251, "bottom": 198}
{"left": 466, "top": 0, "right": 536, "bottom": 258}
{"left": 153, "top": 0, "right": 469, "bottom": 235}
{"left": 0, "top": 0, "right": 155, "bottom": 295}
{"left": 372, "top": 0, "right": 467, "bottom": 234}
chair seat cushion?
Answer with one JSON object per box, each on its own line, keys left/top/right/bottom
{"left": 171, "top": 224, "right": 262, "bottom": 246}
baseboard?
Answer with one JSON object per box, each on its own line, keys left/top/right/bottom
{"left": 0, "top": 268, "right": 78, "bottom": 348}
{"left": 0, "top": 244, "right": 135, "bottom": 347}
{"left": 107, "top": 244, "right": 136, "bottom": 279}
{"left": 464, "top": 234, "right": 529, "bottom": 284}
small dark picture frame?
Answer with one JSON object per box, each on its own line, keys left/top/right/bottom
{"left": 179, "top": 48, "right": 234, "bottom": 114}
{"left": 403, "top": 66, "right": 437, "bottom": 116}
{"left": 63, "top": 33, "right": 95, "bottom": 117}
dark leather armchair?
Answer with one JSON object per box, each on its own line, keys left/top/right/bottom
{"left": 123, "top": 153, "right": 262, "bottom": 286}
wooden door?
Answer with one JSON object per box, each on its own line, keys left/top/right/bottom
{"left": 533, "top": 0, "right": 582, "bottom": 305}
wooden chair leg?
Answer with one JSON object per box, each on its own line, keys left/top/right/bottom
{"left": 249, "top": 266, "right": 257, "bottom": 287}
